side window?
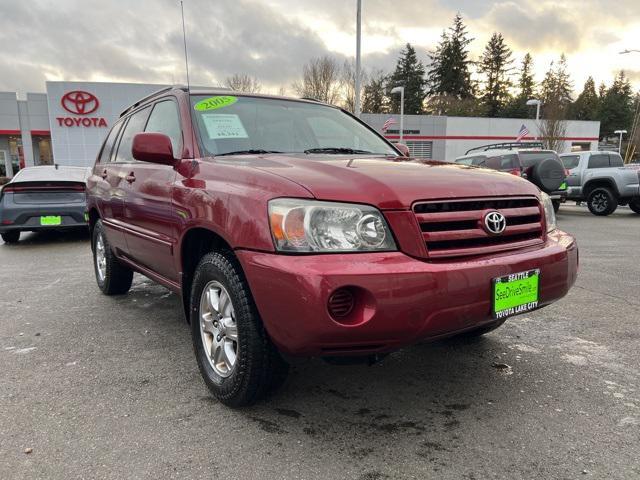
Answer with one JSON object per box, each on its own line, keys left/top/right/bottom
{"left": 500, "top": 154, "right": 519, "bottom": 170}
{"left": 97, "top": 123, "right": 122, "bottom": 164}
{"left": 587, "top": 154, "right": 609, "bottom": 169}
{"left": 609, "top": 153, "right": 624, "bottom": 167}
{"left": 145, "top": 100, "right": 183, "bottom": 156}
{"left": 114, "top": 107, "right": 151, "bottom": 163}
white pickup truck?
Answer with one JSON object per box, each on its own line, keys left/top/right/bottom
{"left": 560, "top": 151, "right": 640, "bottom": 216}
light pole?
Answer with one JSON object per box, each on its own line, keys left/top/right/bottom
{"left": 614, "top": 130, "right": 627, "bottom": 154}
{"left": 354, "top": 0, "right": 362, "bottom": 118}
{"left": 526, "top": 99, "right": 541, "bottom": 140}
{"left": 391, "top": 86, "right": 405, "bottom": 142}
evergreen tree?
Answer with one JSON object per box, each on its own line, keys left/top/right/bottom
{"left": 501, "top": 53, "right": 536, "bottom": 118}
{"left": 599, "top": 71, "right": 635, "bottom": 137}
{"left": 386, "top": 43, "right": 427, "bottom": 114}
{"left": 362, "top": 70, "right": 388, "bottom": 114}
{"left": 427, "top": 13, "right": 475, "bottom": 99}
{"left": 569, "top": 76, "right": 599, "bottom": 120}
{"left": 478, "top": 32, "right": 513, "bottom": 117}
{"left": 540, "top": 54, "right": 573, "bottom": 108}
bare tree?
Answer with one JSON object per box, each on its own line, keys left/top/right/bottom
{"left": 292, "top": 56, "right": 342, "bottom": 104}
{"left": 539, "top": 100, "right": 567, "bottom": 152}
{"left": 340, "top": 60, "right": 368, "bottom": 113}
{"left": 225, "top": 74, "right": 261, "bottom": 93}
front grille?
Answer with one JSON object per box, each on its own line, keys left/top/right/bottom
{"left": 413, "top": 197, "right": 544, "bottom": 258}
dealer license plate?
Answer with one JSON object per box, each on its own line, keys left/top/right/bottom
{"left": 40, "top": 215, "right": 62, "bottom": 226}
{"left": 492, "top": 269, "right": 540, "bottom": 319}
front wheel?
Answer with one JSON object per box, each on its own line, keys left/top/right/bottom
{"left": 587, "top": 188, "right": 618, "bottom": 216}
{"left": 92, "top": 220, "right": 133, "bottom": 295}
{"left": 629, "top": 198, "right": 640, "bottom": 215}
{"left": 190, "top": 252, "right": 288, "bottom": 407}
{"left": 1, "top": 231, "right": 20, "bottom": 244}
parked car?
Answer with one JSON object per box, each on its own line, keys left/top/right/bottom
{"left": 0, "top": 165, "right": 89, "bottom": 244}
{"left": 559, "top": 151, "right": 640, "bottom": 215}
{"left": 455, "top": 143, "right": 568, "bottom": 212}
{"left": 86, "top": 87, "right": 578, "bottom": 406}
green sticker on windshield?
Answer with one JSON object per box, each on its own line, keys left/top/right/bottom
{"left": 194, "top": 96, "right": 238, "bottom": 111}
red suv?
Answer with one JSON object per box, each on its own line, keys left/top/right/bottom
{"left": 86, "top": 87, "right": 578, "bottom": 406}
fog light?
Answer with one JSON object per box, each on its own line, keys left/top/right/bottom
{"left": 328, "top": 288, "right": 355, "bottom": 318}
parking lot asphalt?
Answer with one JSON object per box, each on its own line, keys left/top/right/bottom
{"left": 1, "top": 205, "right": 639, "bottom": 480}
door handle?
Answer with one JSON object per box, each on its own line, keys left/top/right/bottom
{"left": 101, "top": 169, "right": 108, "bottom": 179}
{"left": 125, "top": 172, "right": 136, "bottom": 183}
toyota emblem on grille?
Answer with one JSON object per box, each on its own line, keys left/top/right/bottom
{"left": 484, "top": 211, "right": 507, "bottom": 235}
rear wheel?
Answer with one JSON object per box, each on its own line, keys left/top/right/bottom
{"left": 587, "top": 188, "right": 618, "bottom": 216}
{"left": 629, "top": 198, "right": 640, "bottom": 214}
{"left": 190, "top": 251, "right": 288, "bottom": 407}
{"left": 1, "top": 231, "right": 20, "bottom": 244}
{"left": 92, "top": 220, "right": 133, "bottom": 295}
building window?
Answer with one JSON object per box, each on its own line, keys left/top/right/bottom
{"left": 34, "top": 137, "right": 53, "bottom": 165}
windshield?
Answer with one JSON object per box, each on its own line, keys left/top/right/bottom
{"left": 190, "top": 95, "right": 397, "bottom": 157}
{"left": 561, "top": 155, "right": 580, "bottom": 170}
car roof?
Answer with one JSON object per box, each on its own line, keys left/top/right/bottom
{"left": 560, "top": 151, "right": 617, "bottom": 156}
{"left": 121, "top": 85, "right": 332, "bottom": 117}
{"left": 457, "top": 149, "right": 554, "bottom": 159}
{"left": 10, "top": 165, "right": 89, "bottom": 183}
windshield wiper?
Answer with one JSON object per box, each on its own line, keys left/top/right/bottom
{"left": 216, "top": 149, "right": 282, "bottom": 156}
{"left": 304, "top": 147, "right": 373, "bottom": 155}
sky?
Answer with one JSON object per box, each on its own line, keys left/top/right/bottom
{"left": 1, "top": 0, "right": 639, "bottom": 97}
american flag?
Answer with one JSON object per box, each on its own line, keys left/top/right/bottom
{"left": 515, "top": 124, "right": 530, "bottom": 142}
{"left": 382, "top": 117, "right": 397, "bottom": 132}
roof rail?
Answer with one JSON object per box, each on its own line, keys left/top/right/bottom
{"left": 119, "top": 85, "right": 186, "bottom": 117}
{"left": 465, "top": 141, "right": 544, "bottom": 155}
{"left": 300, "top": 97, "right": 322, "bottom": 103}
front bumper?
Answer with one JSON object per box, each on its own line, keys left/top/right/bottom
{"left": 237, "top": 230, "right": 578, "bottom": 356}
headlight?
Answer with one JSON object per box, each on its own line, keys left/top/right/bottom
{"left": 268, "top": 199, "right": 397, "bottom": 252}
{"left": 540, "top": 192, "right": 557, "bottom": 232}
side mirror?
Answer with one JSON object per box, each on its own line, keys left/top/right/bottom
{"left": 395, "top": 143, "right": 410, "bottom": 157}
{"left": 132, "top": 133, "right": 177, "bottom": 166}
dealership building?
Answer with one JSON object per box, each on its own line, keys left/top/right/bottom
{"left": 1, "top": 81, "right": 600, "bottom": 176}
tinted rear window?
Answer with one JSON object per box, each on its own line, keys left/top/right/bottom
{"left": 10, "top": 167, "right": 89, "bottom": 183}
{"left": 609, "top": 153, "right": 624, "bottom": 167}
{"left": 561, "top": 155, "right": 580, "bottom": 169}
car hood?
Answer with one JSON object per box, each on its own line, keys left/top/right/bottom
{"left": 221, "top": 155, "right": 542, "bottom": 210}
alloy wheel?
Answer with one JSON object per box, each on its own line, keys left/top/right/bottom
{"left": 199, "top": 281, "right": 238, "bottom": 378}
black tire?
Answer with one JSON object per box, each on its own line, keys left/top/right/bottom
{"left": 587, "top": 187, "right": 618, "bottom": 216}
{"left": 92, "top": 220, "right": 133, "bottom": 295}
{"left": 1, "top": 231, "right": 20, "bottom": 244}
{"left": 457, "top": 319, "right": 506, "bottom": 339}
{"left": 190, "top": 251, "right": 288, "bottom": 407}
{"left": 629, "top": 198, "right": 640, "bottom": 215}
{"left": 552, "top": 199, "right": 561, "bottom": 213}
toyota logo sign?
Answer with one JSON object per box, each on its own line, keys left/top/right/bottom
{"left": 483, "top": 211, "right": 507, "bottom": 235}
{"left": 61, "top": 91, "right": 99, "bottom": 115}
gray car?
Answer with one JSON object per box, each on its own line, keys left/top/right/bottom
{"left": 0, "top": 165, "right": 89, "bottom": 244}
{"left": 560, "top": 151, "right": 640, "bottom": 216}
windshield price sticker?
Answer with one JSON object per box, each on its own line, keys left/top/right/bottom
{"left": 202, "top": 114, "right": 249, "bottom": 139}
{"left": 194, "top": 96, "right": 238, "bottom": 111}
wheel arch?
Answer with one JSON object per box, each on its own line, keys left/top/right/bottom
{"left": 179, "top": 226, "right": 237, "bottom": 322}
{"left": 583, "top": 178, "right": 619, "bottom": 198}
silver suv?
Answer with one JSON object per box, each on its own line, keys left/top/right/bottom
{"left": 560, "top": 151, "right": 640, "bottom": 216}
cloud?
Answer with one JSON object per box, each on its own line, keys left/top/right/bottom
{"left": 483, "top": 2, "right": 582, "bottom": 52}
{"left": 0, "top": 0, "right": 637, "bottom": 96}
